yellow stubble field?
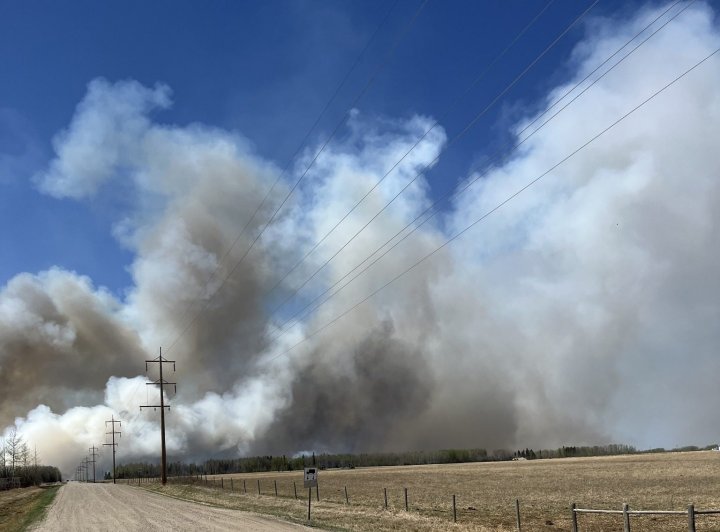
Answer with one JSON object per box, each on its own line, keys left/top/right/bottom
{"left": 143, "top": 451, "right": 720, "bottom": 531}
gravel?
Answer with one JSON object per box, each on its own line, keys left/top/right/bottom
{"left": 35, "top": 481, "right": 309, "bottom": 531}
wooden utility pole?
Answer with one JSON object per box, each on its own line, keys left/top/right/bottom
{"left": 140, "top": 347, "right": 176, "bottom": 485}
{"left": 88, "top": 446, "right": 99, "bottom": 483}
{"left": 104, "top": 416, "right": 122, "bottom": 484}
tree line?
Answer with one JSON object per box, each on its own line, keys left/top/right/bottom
{"left": 513, "top": 444, "right": 638, "bottom": 460}
{"left": 1, "top": 427, "right": 63, "bottom": 489}
{"left": 114, "top": 442, "right": 695, "bottom": 478}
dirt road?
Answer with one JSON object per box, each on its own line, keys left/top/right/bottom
{"left": 35, "top": 482, "right": 309, "bottom": 531}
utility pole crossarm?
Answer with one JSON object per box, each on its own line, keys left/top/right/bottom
{"left": 145, "top": 355, "right": 176, "bottom": 372}
{"left": 144, "top": 379, "right": 177, "bottom": 393}
{"left": 140, "top": 376, "right": 177, "bottom": 409}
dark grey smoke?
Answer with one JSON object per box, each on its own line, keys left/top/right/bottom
{"left": 252, "top": 321, "right": 435, "bottom": 454}
{"left": 0, "top": 271, "right": 145, "bottom": 426}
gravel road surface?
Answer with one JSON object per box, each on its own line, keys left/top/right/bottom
{"left": 35, "top": 482, "right": 309, "bottom": 531}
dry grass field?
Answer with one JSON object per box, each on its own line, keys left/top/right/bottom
{"left": 140, "top": 451, "right": 720, "bottom": 531}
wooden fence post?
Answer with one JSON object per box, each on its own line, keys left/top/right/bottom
{"left": 571, "top": 503, "right": 578, "bottom": 532}
{"left": 243, "top": 479, "right": 247, "bottom": 493}
{"left": 345, "top": 486, "right": 349, "bottom": 505}
{"left": 294, "top": 481, "right": 297, "bottom": 499}
{"left": 274, "top": 480, "right": 278, "bottom": 496}
{"left": 257, "top": 479, "right": 261, "bottom": 495}
{"left": 384, "top": 487, "right": 388, "bottom": 509}
{"left": 231, "top": 478, "right": 234, "bottom": 491}
{"left": 453, "top": 494, "right": 457, "bottom": 522}
{"left": 316, "top": 482, "right": 320, "bottom": 502}
{"left": 515, "top": 499, "right": 521, "bottom": 531}
{"left": 221, "top": 478, "right": 224, "bottom": 489}
{"left": 688, "top": 504, "right": 696, "bottom": 532}
{"left": 308, "top": 487, "right": 312, "bottom": 522}
{"left": 404, "top": 487, "right": 409, "bottom": 511}
{"left": 623, "top": 503, "right": 631, "bottom": 532}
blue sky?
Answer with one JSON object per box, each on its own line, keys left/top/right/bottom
{"left": 0, "top": 0, "right": 638, "bottom": 295}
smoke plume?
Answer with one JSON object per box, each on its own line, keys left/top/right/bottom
{"left": 2, "top": 2, "right": 720, "bottom": 478}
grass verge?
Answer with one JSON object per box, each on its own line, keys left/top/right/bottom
{"left": 0, "top": 485, "right": 60, "bottom": 532}
{"left": 140, "top": 482, "right": 505, "bottom": 531}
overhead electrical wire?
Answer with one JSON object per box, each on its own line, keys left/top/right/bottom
{"left": 264, "top": 0, "right": 599, "bottom": 318}
{"left": 122, "top": 0, "right": 426, "bottom": 424}
{"left": 161, "top": 0, "right": 431, "bottom": 358}
{"left": 120, "top": 0, "right": 555, "bottom": 450}
{"left": 267, "top": 0, "right": 693, "bottom": 341}
{"left": 124, "top": 0, "right": 698, "bottom": 432}
{"left": 159, "top": 0, "right": 401, "bottom": 352}
{"left": 267, "top": 42, "right": 720, "bottom": 363}
{"left": 213, "top": 0, "right": 401, "bottom": 273}
{"left": 261, "top": 0, "right": 558, "bottom": 303}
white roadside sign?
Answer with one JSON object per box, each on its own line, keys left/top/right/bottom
{"left": 303, "top": 467, "right": 318, "bottom": 488}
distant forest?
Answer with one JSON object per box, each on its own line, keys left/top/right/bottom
{"left": 0, "top": 464, "right": 63, "bottom": 487}
{"left": 113, "top": 443, "right": 716, "bottom": 479}
{"left": 1, "top": 428, "right": 63, "bottom": 487}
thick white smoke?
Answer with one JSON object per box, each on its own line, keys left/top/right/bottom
{"left": 2, "top": 2, "right": 720, "bottom": 477}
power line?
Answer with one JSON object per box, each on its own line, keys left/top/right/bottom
{"left": 265, "top": 0, "right": 599, "bottom": 319}
{"left": 120, "top": 0, "right": 541, "bottom": 433}
{"left": 267, "top": 0, "right": 693, "bottom": 341}
{"left": 123, "top": 0, "right": 618, "bottom": 434}
{"left": 116, "top": 0, "right": 405, "bottom": 426}
{"left": 119, "top": 0, "right": 578, "bottom": 434}
{"left": 263, "top": 0, "right": 557, "bottom": 310}
{"left": 103, "top": 0, "right": 564, "bottom": 439}
{"left": 162, "top": 0, "right": 431, "bottom": 358}
{"left": 162, "top": 0, "right": 401, "bottom": 346}
{"left": 119, "top": 0, "right": 691, "bottom": 448}
{"left": 267, "top": 43, "right": 720, "bottom": 363}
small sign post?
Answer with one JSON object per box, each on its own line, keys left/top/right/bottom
{"left": 304, "top": 467, "right": 318, "bottom": 522}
